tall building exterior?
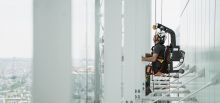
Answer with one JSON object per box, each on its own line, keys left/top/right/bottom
{"left": 179, "top": 0, "right": 220, "bottom": 102}
{"left": 1, "top": 0, "right": 220, "bottom": 103}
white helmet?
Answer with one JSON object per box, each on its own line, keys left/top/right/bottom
{"left": 156, "top": 31, "right": 166, "bottom": 44}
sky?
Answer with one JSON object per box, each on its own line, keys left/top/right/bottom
{"left": 72, "top": 0, "right": 95, "bottom": 60}
{"left": 0, "top": 0, "right": 95, "bottom": 59}
{"left": 0, "top": 0, "right": 33, "bottom": 58}
{"left": 0, "top": 0, "right": 179, "bottom": 59}
{"left": 151, "top": 0, "right": 181, "bottom": 46}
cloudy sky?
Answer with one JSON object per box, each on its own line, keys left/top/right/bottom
{"left": 0, "top": 0, "right": 179, "bottom": 59}
{"left": 0, "top": 0, "right": 95, "bottom": 59}
{"left": 0, "top": 0, "right": 33, "bottom": 58}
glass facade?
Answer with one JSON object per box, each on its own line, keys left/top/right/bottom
{"left": 0, "top": 0, "right": 33, "bottom": 102}
{"left": 1, "top": 0, "right": 220, "bottom": 103}
{"left": 72, "top": 0, "right": 104, "bottom": 103}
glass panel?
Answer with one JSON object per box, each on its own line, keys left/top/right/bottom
{"left": 72, "top": 0, "right": 95, "bottom": 103}
{"left": 0, "top": 0, "right": 33, "bottom": 102}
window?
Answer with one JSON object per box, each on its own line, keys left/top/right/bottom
{"left": 72, "top": 0, "right": 95, "bottom": 102}
{"left": 0, "top": 0, "right": 33, "bottom": 102}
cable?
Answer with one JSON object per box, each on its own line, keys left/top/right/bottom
{"left": 120, "top": 0, "right": 125, "bottom": 102}
{"left": 152, "top": 0, "right": 157, "bottom": 93}
{"left": 214, "top": 0, "right": 216, "bottom": 48}
{"left": 161, "top": 0, "right": 163, "bottom": 24}
{"left": 155, "top": 0, "right": 157, "bottom": 24}
{"left": 180, "top": 0, "right": 190, "bottom": 17}
{"left": 85, "top": 0, "right": 88, "bottom": 102}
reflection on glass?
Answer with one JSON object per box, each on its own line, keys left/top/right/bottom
{"left": 72, "top": 0, "right": 95, "bottom": 103}
{"left": 0, "top": 0, "right": 33, "bottom": 102}
{"left": 0, "top": 58, "right": 32, "bottom": 103}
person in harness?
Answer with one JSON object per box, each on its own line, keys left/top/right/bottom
{"left": 141, "top": 27, "right": 169, "bottom": 95}
{"left": 141, "top": 23, "right": 185, "bottom": 95}
{"left": 142, "top": 31, "right": 168, "bottom": 76}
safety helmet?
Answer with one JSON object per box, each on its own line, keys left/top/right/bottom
{"left": 156, "top": 31, "right": 166, "bottom": 44}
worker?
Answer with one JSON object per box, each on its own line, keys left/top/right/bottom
{"left": 142, "top": 29, "right": 168, "bottom": 76}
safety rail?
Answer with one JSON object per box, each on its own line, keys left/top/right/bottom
{"left": 142, "top": 96, "right": 197, "bottom": 102}
{"left": 151, "top": 85, "right": 185, "bottom": 89}
{"left": 152, "top": 89, "right": 190, "bottom": 94}
{"left": 151, "top": 81, "right": 182, "bottom": 85}
{"left": 170, "top": 65, "right": 195, "bottom": 83}
{"left": 149, "top": 65, "right": 193, "bottom": 95}
{"left": 177, "top": 73, "right": 220, "bottom": 103}
{"left": 152, "top": 68, "right": 205, "bottom": 102}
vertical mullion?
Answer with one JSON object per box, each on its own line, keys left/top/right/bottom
{"left": 33, "top": 0, "right": 72, "bottom": 102}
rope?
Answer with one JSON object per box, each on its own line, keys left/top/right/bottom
{"left": 153, "top": 0, "right": 157, "bottom": 92}
{"left": 180, "top": 0, "right": 190, "bottom": 17}
{"left": 155, "top": 0, "right": 157, "bottom": 24}
{"left": 120, "top": 0, "right": 125, "bottom": 102}
{"left": 214, "top": 0, "right": 216, "bottom": 48}
{"left": 85, "top": 0, "right": 88, "bottom": 102}
{"left": 161, "top": 0, "right": 163, "bottom": 24}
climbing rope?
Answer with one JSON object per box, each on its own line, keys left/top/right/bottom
{"left": 153, "top": 0, "right": 173, "bottom": 96}
{"left": 161, "top": 0, "right": 163, "bottom": 24}
{"left": 85, "top": 0, "right": 88, "bottom": 103}
{"left": 155, "top": 0, "right": 157, "bottom": 24}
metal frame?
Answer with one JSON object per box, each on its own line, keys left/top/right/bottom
{"left": 152, "top": 68, "right": 205, "bottom": 102}
{"left": 177, "top": 73, "right": 220, "bottom": 103}
{"left": 94, "top": 0, "right": 104, "bottom": 103}
{"left": 143, "top": 96, "right": 197, "bottom": 101}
